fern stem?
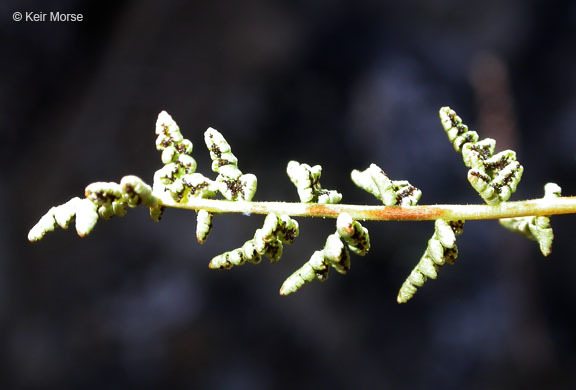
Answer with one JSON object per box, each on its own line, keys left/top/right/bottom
{"left": 157, "top": 195, "right": 576, "bottom": 221}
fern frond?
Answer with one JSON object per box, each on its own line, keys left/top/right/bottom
{"left": 28, "top": 176, "right": 159, "bottom": 241}
{"left": 287, "top": 161, "right": 342, "bottom": 204}
{"left": 280, "top": 212, "right": 369, "bottom": 295}
{"left": 440, "top": 106, "right": 559, "bottom": 257}
{"left": 499, "top": 183, "right": 561, "bottom": 256}
{"left": 204, "top": 127, "right": 257, "bottom": 202}
{"left": 351, "top": 164, "right": 421, "bottom": 206}
{"left": 440, "top": 106, "right": 523, "bottom": 205}
{"left": 397, "top": 220, "right": 464, "bottom": 303}
{"left": 28, "top": 108, "right": 576, "bottom": 304}
{"left": 209, "top": 213, "right": 299, "bottom": 270}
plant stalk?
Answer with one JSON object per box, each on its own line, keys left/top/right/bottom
{"left": 158, "top": 196, "right": 576, "bottom": 221}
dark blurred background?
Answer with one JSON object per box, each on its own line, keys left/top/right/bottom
{"left": 2, "top": 0, "right": 576, "bottom": 388}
